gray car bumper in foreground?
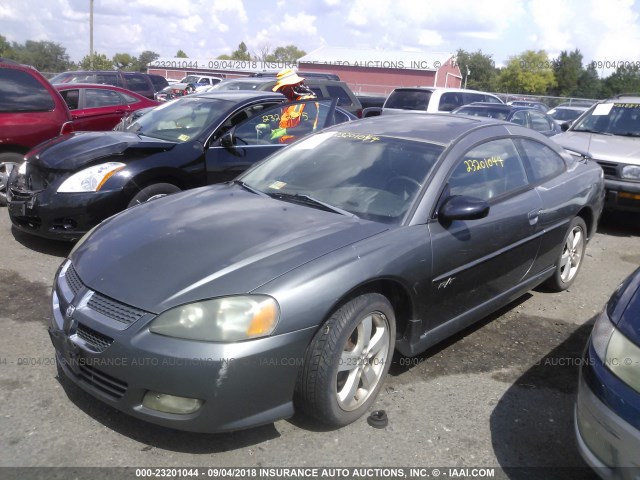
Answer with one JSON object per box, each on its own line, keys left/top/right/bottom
{"left": 49, "top": 263, "right": 315, "bottom": 433}
{"left": 574, "top": 375, "right": 640, "bottom": 479}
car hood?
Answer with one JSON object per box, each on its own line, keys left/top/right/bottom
{"left": 72, "top": 184, "right": 388, "bottom": 314}
{"left": 553, "top": 131, "right": 640, "bottom": 165}
{"left": 26, "top": 131, "right": 176, "bottom": 171}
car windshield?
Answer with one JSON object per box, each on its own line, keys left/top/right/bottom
{"left": 182, "top": 75, "right": 199, "bottom": 83}
{"left": 239, "top": 131, "right": 444, "bottom": 224}
{"left": 126, "top": 96, "right": 233, "bottom": 142}
{"left": 572, "top": 102, "right": 640, "bottom": 136}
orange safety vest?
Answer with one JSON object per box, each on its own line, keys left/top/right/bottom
{"left": 277, "top": 102, "right": 320, "bottom": 144}
{"left": 279, "top": 103, "right": 307, "bottom": 129}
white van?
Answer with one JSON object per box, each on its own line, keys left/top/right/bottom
{"left": 370, "top": 87, "right": 503, "bottom": 116}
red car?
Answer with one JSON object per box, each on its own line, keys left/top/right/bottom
{"left": 55, "top": 83, "right": 160, "bottom": 131}
{"left": 0, "top": 59, "right": 74, "bottom": 205}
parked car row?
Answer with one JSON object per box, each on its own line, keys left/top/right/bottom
{"left": 6, "top": 92, "right": 356, "bottom": 240}
{"left": 0, "top": 60, "right": 161, "bottom": 204}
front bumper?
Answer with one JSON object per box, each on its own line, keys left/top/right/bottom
{"left": 7, "top": 187, "right": 125, "bottom": 241}
{"left": 603, "top": 178, "right": 640, "bottom": 212}
{"left": 575, "top": 357, "right": 640, "bottom": 478}
{"left": 49, "top": 261, "right": 313, "bottom": 433}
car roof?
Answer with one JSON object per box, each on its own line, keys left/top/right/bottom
{"left": 193, "top": 90, "right": 285, "bottom": 101}
{"left": 391, "top": 87, "right": 493, "bottom": 94}
{"left": 331, "top": 113, "right": 510, "bottom": 146}
{"left": 455, "top": 102, "right": 536, "bottom": 112}
{"left": 606, "top": 94, "right": 640, "bottom": 103}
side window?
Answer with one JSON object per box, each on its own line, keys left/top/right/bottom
{"left": 309, "top": 87, "right": 325, "bottom": 99}
{"left": 326, "top": 85, "right": 352, "bottom": 107}
{"left": 448, "top": 138, "right": 529, "bottom": 202}
{"left": 0, "top": 69, "right": 55, "bottom": 112}
{"left": 510, "top": 110, "right": 528, "bottom": 126}
{"left": 439, "top": 92, "right": 463, "bottom": 111}
{"left": 484, "top": 95, "right": 502, "bottom": 104}
{"left": 200, "top": 78, "right": 210, "bottom": 85}
{"left": 517, "top": 138, "right": 566, "bottom": 182}
{"left": 125, "top": 74, "right": 149, "bottom": 93}
{"left": 60, "top": 89, "right": 80, "bottom": 110}
{"left": 121, "top": 92, "right": 140, "bottom": 104}
{"left": 529, "top": 111, "right": 553, "bottom": 132}
{"left": 95, "top": 73, "right": 118, "bottom": 86}
{"left": 85, "top": 89, "right": 125, "bottom": 108}
{"left": 232, "top": 101, "right": 329, "bottom": 145}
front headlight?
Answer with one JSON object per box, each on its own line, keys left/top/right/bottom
{"left": 621, "top": 165, "right": 640, "bottom": 180}
{"left": 605, "top": 329, "right": 640, "bottom": 393}
{"left": 18, "top": 161, "right": 27, "bottom": 175}
{"left": 57, "top": 162, "right": 125, "bottom": 193}
{"left": 149, "top": 295, "right": 279, "bottom": 342}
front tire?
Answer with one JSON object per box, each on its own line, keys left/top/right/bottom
{"left": 127, "top": 183, "right": 181, "bottom": 208}
{"left": 297, "top": 293, "right": 396, "bottom": 427}
{"left": 545, "top": 217, "right": 587, "bottom": 291}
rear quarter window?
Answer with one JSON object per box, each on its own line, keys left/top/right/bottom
{"left": 326, "top": 85, "right": 354, "bottom": 107}
{"left": 125, "top": 74, "right": 150, "bottom": 93}
{"left": 0, "top": 68, "right": 55, "bottom": 112}
{"left": 516, "top": 138, "right": 566, "bottom": 182}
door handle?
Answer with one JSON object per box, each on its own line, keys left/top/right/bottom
{"left": 528, "top": 208, "right": 541, "bottom": 225}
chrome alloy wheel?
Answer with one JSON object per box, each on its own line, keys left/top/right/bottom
{"left": 336, "top": 311, "right": 390, "bottom": 411}
{"left": 559, "top": 225, "right": 584, "bottom": 283}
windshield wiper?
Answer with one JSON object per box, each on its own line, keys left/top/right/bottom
{"left": 232, "top": 180, "right": 268, "bottom": 197}
{"left": 572, "top": 128, "right": 613, "bottom": 136}
{"left": 268, "top": 192, "right": 358, "bottom": 217}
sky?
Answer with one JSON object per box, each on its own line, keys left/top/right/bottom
{"left": 1, "top": 0, "right": 639, "bottom": 75}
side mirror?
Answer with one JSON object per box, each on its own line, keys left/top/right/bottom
{"left": 440, "top": 195, "right": 490, "bottom": 221}
{"left": 220, "top": 131, "right": 235, "bottom": 148}
{"left": 560, "top": 121, "right": 573, "bottom": 132}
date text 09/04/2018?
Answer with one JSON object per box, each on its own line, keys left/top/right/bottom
{"left": 134, "top": 467, "right": 497, "bottom": 478}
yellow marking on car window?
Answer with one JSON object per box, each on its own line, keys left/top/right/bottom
{"left": 334, "top": 132, "right": 380, "bottom": 142}
{"left": 613, "top": 103, "right": 640, "bottom": 108}
{"left": 178, "top": 134, "right": 190, "bottom": 141}
{"left": 464, "top": 156, "right": 504, "bottom": 173}
{"left": 269, "top": 181, "right": 287, "bottom": 190}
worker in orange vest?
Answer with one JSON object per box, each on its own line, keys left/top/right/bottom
{"left": 257, "top": 69, "right": 319, "bottom": 144}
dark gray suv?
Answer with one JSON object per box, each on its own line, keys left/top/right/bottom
{"left": 213, "top": 77, "right": 363, "bottom": 117}
{"left": 49, "top": 70, "right": 156, "bottom": 99}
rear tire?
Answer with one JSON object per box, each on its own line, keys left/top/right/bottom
{"left": 0, "top": 152, "right": 24, "bottom": 207}
{"left": 296, "top": 293, "right": 396, "bottom": 427}
{"left": 127, "top": 183, "right": 181, "bottom": 208}
{"left": 545, "top": 217, "right": 587, "bottom": 291}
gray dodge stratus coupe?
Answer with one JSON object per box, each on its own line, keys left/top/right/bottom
{"left": 49, "top": 114, "right": 605, "bottom": 433}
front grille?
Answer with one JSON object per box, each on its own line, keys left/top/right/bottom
{"left": 65, "top": 264, "right": 84, "bottom": 296}
{"left": 87, "top": 292, "right": 147, "bottom": 325}
{"left": 597, "top": 161, "right": 619, "bottom": 177}
{"left": 77, "top": 363, "right": 128, "bottom": 399}
{"left": 77, "top": 323, "right": 113, "bottom": 352}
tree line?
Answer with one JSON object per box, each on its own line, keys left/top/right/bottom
{"left": 2, "top": 34, "right": 639, "bottom": 99}
{"left": 456, "top": 48, "right": 637, "bottom": 99}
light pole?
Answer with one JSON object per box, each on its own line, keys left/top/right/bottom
{"left": 89, "top": 0, "right": 94, "bottom": 70}
{"left": 464, "top": 67, "right": 470, "bottom": 89}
